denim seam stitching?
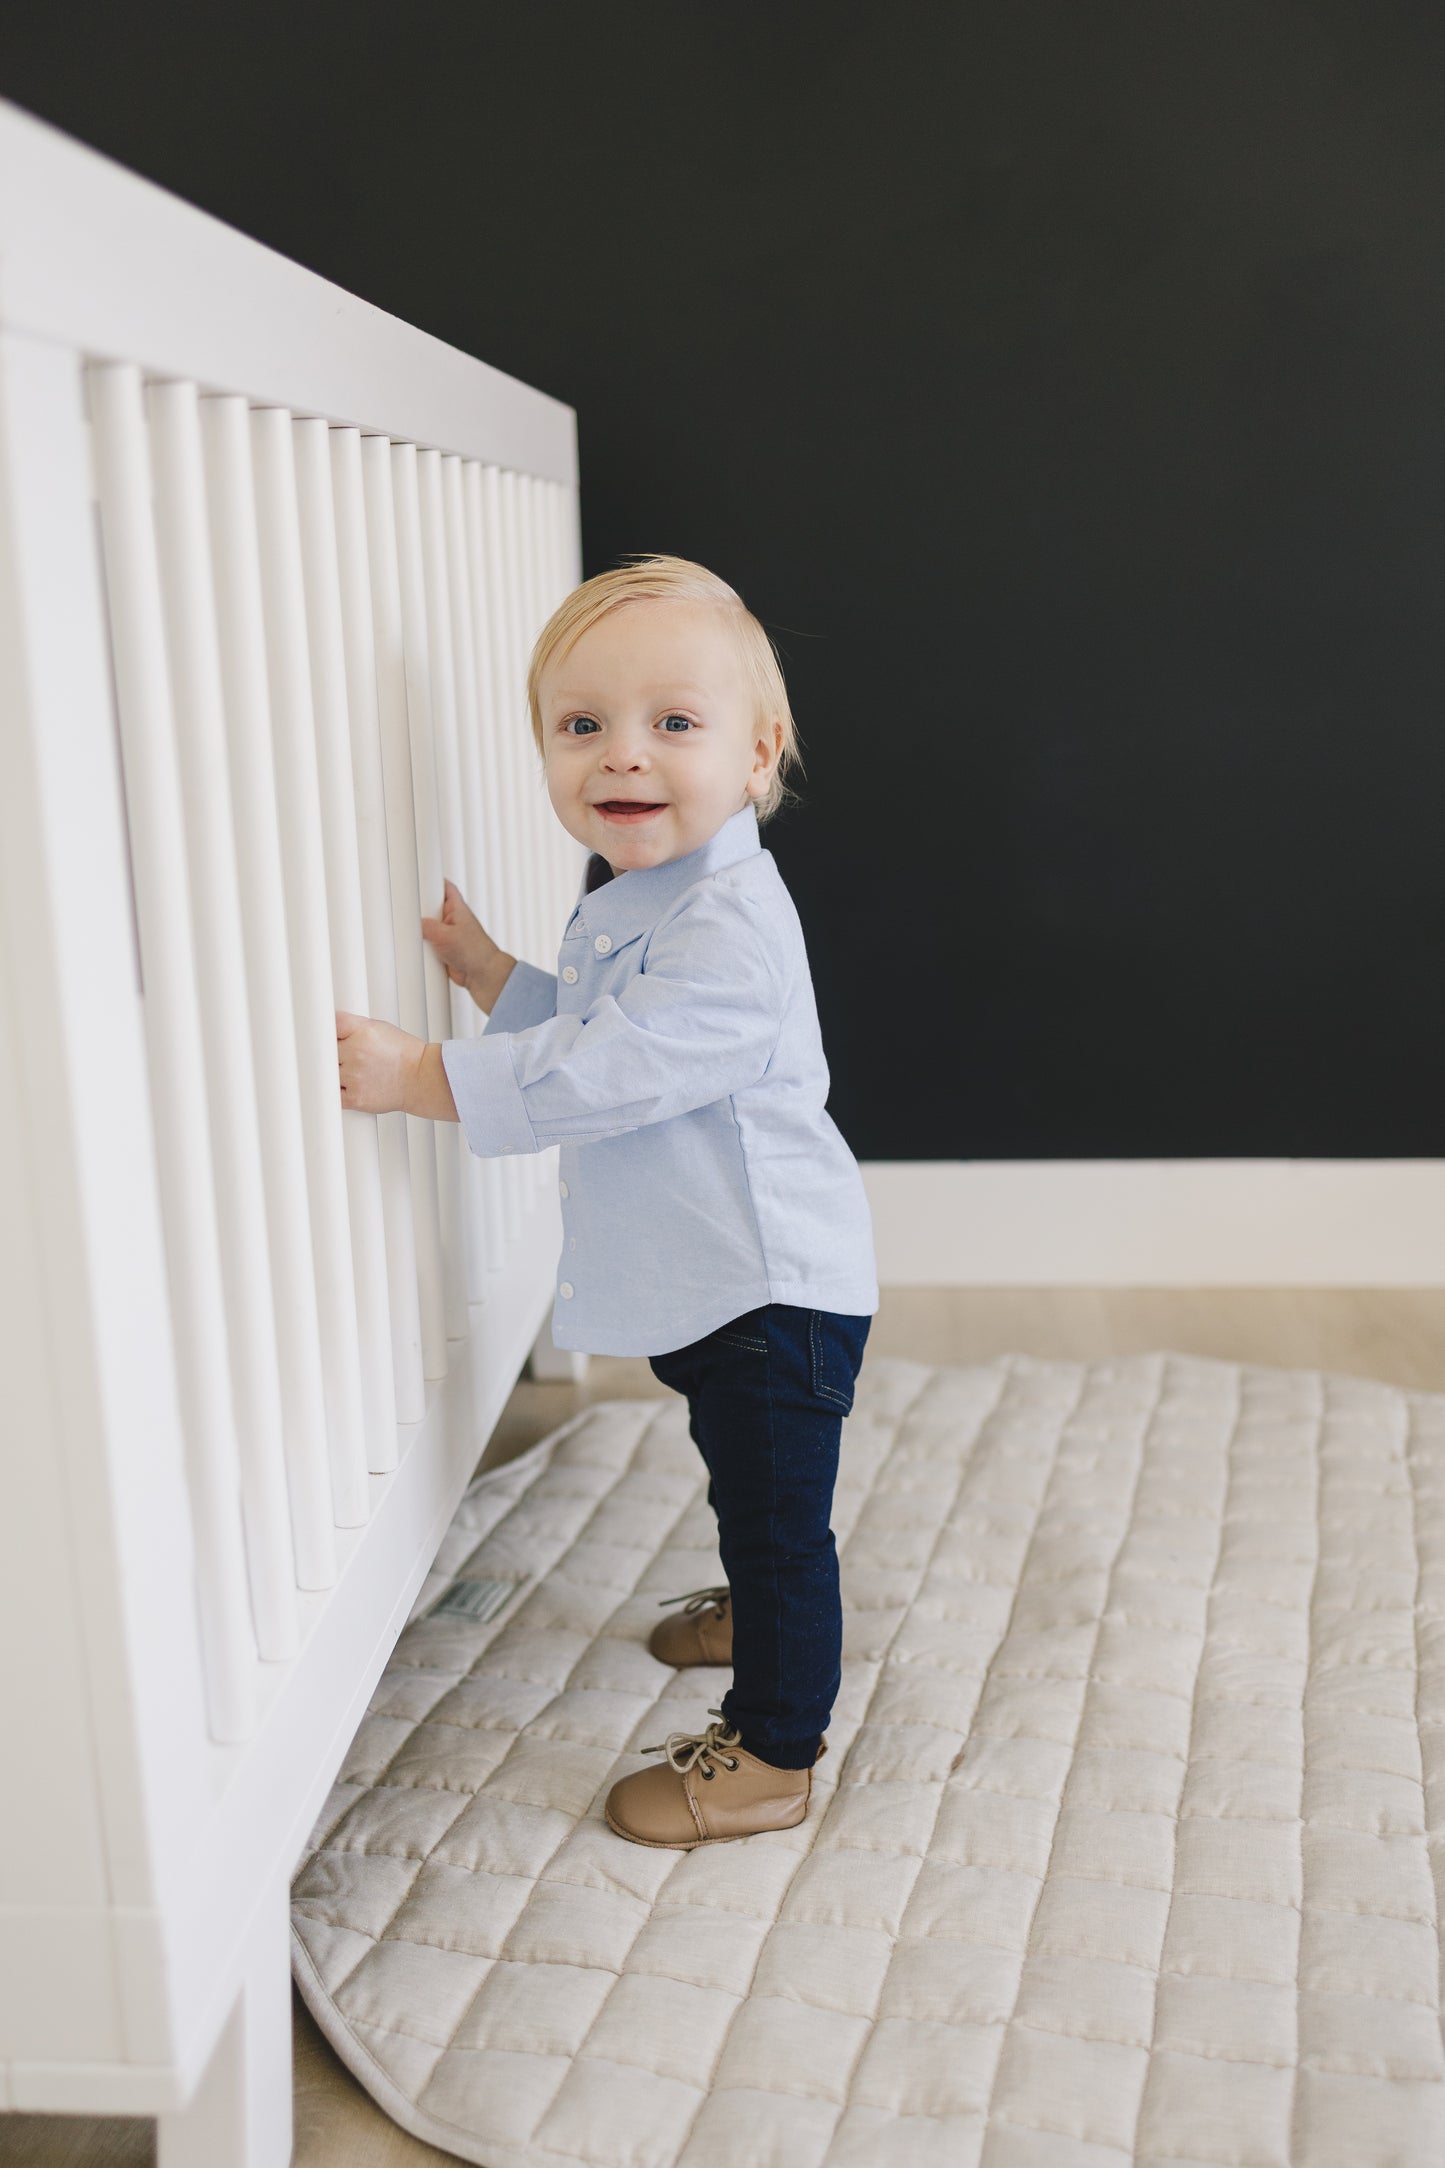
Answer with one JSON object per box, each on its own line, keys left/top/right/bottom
{"left": 809, "top": 1307, "right": 855, "bottom": 1413}
{"left": 764, "top": 1312, "right": 783, "bottom": 1759}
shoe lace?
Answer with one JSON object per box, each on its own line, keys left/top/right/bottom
{"left": 641, "top": 1708, "right": 743, "bottom": 1780}
{"left": 656, "top": 1585, "right": 730, "bottom": 1619}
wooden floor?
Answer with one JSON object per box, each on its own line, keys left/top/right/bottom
{"left": 9, "top": 1285, "right": 1445, "bottom": 2168}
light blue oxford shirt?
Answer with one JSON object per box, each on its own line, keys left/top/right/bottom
{"left": 440, "top": 801, "right": 879, "bottom": 1356}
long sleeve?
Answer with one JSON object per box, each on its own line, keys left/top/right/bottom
{"left": 441, "top": 893, "right": 782, "bottom": 1160}
{"left": 482, "top": 957, "right": 558, "bottom": 1034}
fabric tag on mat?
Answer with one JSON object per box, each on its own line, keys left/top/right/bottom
{"left": 428, "top": 1578, "right": 519, "bottom": 1623}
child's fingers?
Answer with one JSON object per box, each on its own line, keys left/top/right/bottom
{"left": 424, "top": 914, "right": 469, "bottom": 957}
{"left": 442, "top": 876, "right": 476, "bottom": 925}
{"left": 337, "top": 1015, "right": 358, "bottom": 1104}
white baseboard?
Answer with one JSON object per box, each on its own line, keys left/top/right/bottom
{"left": 860, "top": 1161, "right": 1445, "bottom": 1286}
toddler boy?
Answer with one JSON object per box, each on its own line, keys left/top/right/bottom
{"left": 336, "top": 555, "right": 877, "bottom": 1844}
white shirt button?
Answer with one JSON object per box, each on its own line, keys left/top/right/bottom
{"left": 562, "top": 965, "right": 578, "bottom": 983}
{"left": 569, "top": 1236, "right": 577, "bottom": 1250}
{"left": 559, "top": 1179, "right": 569, "bottom": 1198}
{"left": 594, "top": 933, "right": 612, "bottom": 954}
{"left": 559, "top": 1281, "right": 574, "bottom": 1299}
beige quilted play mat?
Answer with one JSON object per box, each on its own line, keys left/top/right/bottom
{"left": 291, "top": 1352, "right": 1445, "bottom": 2166}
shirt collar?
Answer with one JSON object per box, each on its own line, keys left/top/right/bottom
{"left": 568, "top": 802, "right": 762, "bottom": 948}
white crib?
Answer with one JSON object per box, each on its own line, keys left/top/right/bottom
{"left": 0, "top": 99, "right": 583, "bottom": 2162}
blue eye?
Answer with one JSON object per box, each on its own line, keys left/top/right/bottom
{"left": 566, "top": 716, "right": 600, "bottom": 735}
{"left": 660, "top": 714, "right": 692, "bottom": 732}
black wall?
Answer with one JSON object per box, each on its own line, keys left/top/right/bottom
{"left": 10, "top": 2, "right": 1445, "bottom": 1159}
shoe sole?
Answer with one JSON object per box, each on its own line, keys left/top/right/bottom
{"left": 646, "top": 1656, "right": 734, "bottom": 1669}
{"left": 603, "top": 1801, "right": 808, "bottom": 1850}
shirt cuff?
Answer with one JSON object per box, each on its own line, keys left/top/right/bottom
{"left": 484, "top": 958, "right": 558, "bottom": 1034}
{"left": 440, "top": 1033, "right": 538, "bottom": 1158}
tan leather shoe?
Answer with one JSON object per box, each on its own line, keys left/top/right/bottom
{"left": 647, "top": 1586, "right": 733, "bottom": 1668}
{"left": 605, "top": 1711, "right": 824, "bottom": 1849}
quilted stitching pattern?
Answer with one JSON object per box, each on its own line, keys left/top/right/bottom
{"left": 291, "top": 1353, "right": 1445, "bottom": 2167}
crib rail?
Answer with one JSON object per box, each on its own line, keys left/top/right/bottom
{"left": 84, "top": 370, "right": 579, "bottom": 1736}
{"left": 0, "top": 98, "right": 580, "bottom": 2147}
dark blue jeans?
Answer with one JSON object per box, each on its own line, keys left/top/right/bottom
{"left": 648, "top": 1302, "right": 872, "bottom": 1769}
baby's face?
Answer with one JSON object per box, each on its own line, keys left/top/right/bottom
{"left": 539, "top": 600, "right": 782, "bottom": 873}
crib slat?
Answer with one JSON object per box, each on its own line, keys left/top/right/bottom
{"left": 530, "top": 475, "right": 571, "bottom": 1124}
{"left": 545, "top": 487, "right": 571, "bottom": 924}
{"left": 541, "top": 487, "right": 571, "bottom": 936}
{"left": 485, "top": 464, "right": 526, "bottom": 982}
{"left": 537, "top": 480, "right": 564, "bottom": 931}
{"left": 87, "top": 363, "right": 262, "bottom": 1730}
{"left": 517, "top": 471, "right": 542, "bottom": 972}
{"left": 508, "top": 471, "right": 538, "bottom": 1002}
{"left": 292, "top": 417, "right": 402, "bottom": 1473}
{"left": 497, "top": 470, "right": 549, "bottom": 1199}
{"left": 461, "top": 461, "right": 522, "bottom": 1254}
{"left": 416, "top": 453, "right": 469, "bottom": 1014}
{"left": 516, "top": 474, "right": 552, "bottom": 1197}
{"left": 549, "top": 480, "right": 583, "bottom": 915}
{"left": 526, "top": 472, "right": 551, "bottom": 640}
{"left": 474, "top": 465, "right": 526, "bottom": 1242}
{"left": 359, "top": 433, "right": 449, "bottom": 1379}
{"left": 497, "top": 468, "right": 536, "bottom": 987}
{"left": 249, "top": 408, "right": 370, "bottom": 1531}
{"left": 329, "top": 428, "right": 427, "bottom": 1427}
{"left": 200, "top": 395, "right": 344, "bottom": 1574}
{"left": 391, "top": 442, "right": 469, "bottom": 1346}
{"left": 424, "top": 453, "right": 491, "bottom": 1300}
{"left": 442, "top": 456, "right": 507, "bottom": 1273}
{"left": 535, "top": 478, "right": 560, "bottom": 935}
{"left": 416, "top": 448, "right": 487, "bottom": 1308}
{"left": 146, "top": 380, "right": 314, "bottom": 1627}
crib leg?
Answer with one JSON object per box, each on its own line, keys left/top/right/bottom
{"left": 157, "top": 1877, "right": 293, "bottom": 2168}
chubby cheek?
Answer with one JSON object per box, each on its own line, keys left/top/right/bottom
{"left": 542, "top": 762, "right": 574, "bottom": 817}
{"left": 546, "top": 775, "right": 598, "bottom": 850}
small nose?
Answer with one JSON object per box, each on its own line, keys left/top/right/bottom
{"left": 601, "top": 730, "right": 650, "bottom": 772}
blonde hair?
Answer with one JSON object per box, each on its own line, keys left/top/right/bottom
{"left": 525, "top": 553, "right": 803, "bottom": 824}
